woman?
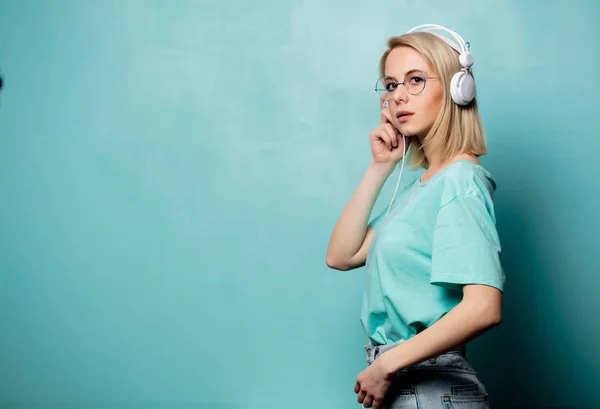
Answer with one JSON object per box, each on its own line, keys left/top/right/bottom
{"left": 326, "top": 24, "right": 505, "bottom": 409}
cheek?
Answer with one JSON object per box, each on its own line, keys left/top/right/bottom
{"left": 424, "top": 89, "right": 444, "bottom": 120}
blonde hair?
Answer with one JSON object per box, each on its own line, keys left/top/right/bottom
{"left": 378, "top": 32, "right": 487, "bottom": 169}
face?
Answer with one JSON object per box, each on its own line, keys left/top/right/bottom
{"left": 382, "top": 46, "right": 444, "bottom": 139}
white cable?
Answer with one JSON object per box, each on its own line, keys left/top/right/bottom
{"left": 385, "top": 135, "right": 406, "bottom": 217}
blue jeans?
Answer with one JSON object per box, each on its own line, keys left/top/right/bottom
{"left": 364, "top": 340, "right": 490, "bottom": 408}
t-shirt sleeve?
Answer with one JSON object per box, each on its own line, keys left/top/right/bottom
{"left": 430, "top": 193, "right": 505, "bottom": 293}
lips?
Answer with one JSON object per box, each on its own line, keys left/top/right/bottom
{"left": 396, "top": 110, "right": 414, "bottom": 119}
{"left": 396, "top": 111, "right": 414, "bottom": 122}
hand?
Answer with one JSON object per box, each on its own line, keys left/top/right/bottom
{"left": 354, "top": 355, "right": 395, "bottom": 409}
{"left": 369, "top": 99, "right": 411, "bottom": 166}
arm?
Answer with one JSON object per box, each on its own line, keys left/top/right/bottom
{"left": 378, "top": 284, "right": 503, "bottom": 374}
{"left": 325, "top": 160, "right": 394, "bottom": 271}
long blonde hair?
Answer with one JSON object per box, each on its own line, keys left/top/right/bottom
{"left": 379, "top": 32, "right": 487, "bottom": 169}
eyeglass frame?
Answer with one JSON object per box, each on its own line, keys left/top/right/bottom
{"left": 375, "top": 70, "right": 439, "bottom": 101}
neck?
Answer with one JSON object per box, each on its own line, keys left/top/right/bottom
{"left": 422, "top": 144, "right": 446, "bottom": 172}
{"left": 420, "top": 144, "right": 479, "bottom": 182}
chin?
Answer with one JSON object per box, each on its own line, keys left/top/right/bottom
{"left": 397, "top": 125, "right": 416, "bottom": 137}
{"left": 398, "top": 123, "right": 428, "bottom": 138}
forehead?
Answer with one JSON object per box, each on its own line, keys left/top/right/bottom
{"left": 384, "top": 46, "right": 434, "bottom": 78}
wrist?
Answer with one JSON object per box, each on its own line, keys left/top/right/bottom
{"left": 368, "top": 160, "right": 396, "bottom": 176}
{"left": 377, "top": 351, "right": 402, "bottom": 378}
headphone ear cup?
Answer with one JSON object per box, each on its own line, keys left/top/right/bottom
{"left": 450, "top": 71, "right": 476, "bottom": 105}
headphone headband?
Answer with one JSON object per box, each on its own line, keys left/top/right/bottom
{"left": 406, "top": 24, "right": 473, "bottom": 68}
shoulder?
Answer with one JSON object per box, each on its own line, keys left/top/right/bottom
{"left": 438, "top": 161, "right": 497, "bottom": 208}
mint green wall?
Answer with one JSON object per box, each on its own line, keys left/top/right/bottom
{"left": 1, "top": 1, "right": 598, "bottom": 408}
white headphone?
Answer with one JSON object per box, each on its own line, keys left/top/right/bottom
{"left": 407, "top": 24, "right": 476, "bottom": 106}
{"left": 382, "top": 24, "right": 476, "bottom": 218}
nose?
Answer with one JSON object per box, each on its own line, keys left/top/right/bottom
{"left": 391, "top": 84, "right": 409, "bottom": 105}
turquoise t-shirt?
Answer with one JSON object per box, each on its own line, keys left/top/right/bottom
{"left": 361, "top": 160, "right": 505, "bottom": 345}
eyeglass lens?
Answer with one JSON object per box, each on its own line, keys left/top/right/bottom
{"left": 376, "top": 71, "right": 427, "bottom": 100}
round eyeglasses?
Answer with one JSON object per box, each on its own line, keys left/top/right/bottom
{"left": 375, "top": 70, "right": 438, "bottom": 101}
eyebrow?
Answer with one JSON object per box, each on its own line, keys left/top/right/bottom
{"left": 384, "top": 69, "right": 428, "bottom": 80}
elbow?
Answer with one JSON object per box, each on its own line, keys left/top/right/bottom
{"left": 480, "top": 303, "right": 502, "bottom": 328}
{"left": 461, "top": 286, "right": 503, "bottom": 328}
{"left": 325, "top": 255, "right": 349, "bottom": 271}
{"left": 464, "top": 299, "right": 502, "bottom": 329}
{"left": 485, "top": 310, "right": 502, "bottom": 327}
{"left": 485, "top": 296, "right": 503, "bottom": 327}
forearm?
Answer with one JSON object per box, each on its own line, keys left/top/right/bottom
{"left": 379, "top": 298, "right": 501, "bottom": 374}
{"left": 326, "top": 160, "right": 394, "bottom": 263}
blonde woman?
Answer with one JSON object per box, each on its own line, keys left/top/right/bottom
{"left": 326, "top": 24, "right": 505, "bottom": 409}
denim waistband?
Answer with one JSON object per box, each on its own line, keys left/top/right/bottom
{"left": 364, "top": 339, "right": 467, "bottom": 365}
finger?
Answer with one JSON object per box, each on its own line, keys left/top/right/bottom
{"left": 385, "top": 124, "right": 399, "bottom": 148}
{"left": 381, "top": 106, "right": 394, "bottom": 125}
{"left": 391, "top": 135, "right": 408, "bottom": 160}
{"left": 381, "top": 127, "right": 395, "bottom": 151}
{"left": 373, "top": 399, "right": 383, "bottom": 409}
{"left": 354, "top": 381, "right": 360, "bottom": 394}
{"left": 357, "top": 390, "right": 366, "bottom": 405}
{"left": 377, "top": 129, "right": 392, "bottom": 151}
{"left": 362, "top": 395, "right": 374, "bottom": 408}
{"left": 384, "top": 124, "right": 397, "bottom": 149}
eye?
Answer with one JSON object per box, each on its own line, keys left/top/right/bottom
{"left": 408, "top": 74, "right": 425, "bottom": 85}
{"left": 385, "top": 82, "right": 398, "bottom": 92}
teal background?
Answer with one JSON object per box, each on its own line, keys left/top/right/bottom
{"left": 0, "top": 1, "right": 598, "bottom": 408}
